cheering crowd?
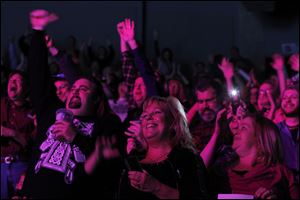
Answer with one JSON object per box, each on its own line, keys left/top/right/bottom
{"left": 1, "top": 9, "right": 299, "bottom": 199}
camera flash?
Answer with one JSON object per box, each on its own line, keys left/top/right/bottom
{"left": 231, "top": 89, "right": 238, "bottom": 97}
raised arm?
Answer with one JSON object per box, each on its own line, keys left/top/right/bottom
{"left": 218, "top": 57, "right": 234, "bottom": 95}
{"left": 122, "top": 18, "right": 158, "bottom": 97}
{"left": 186, "top": 102, "right": 199, "bottom": 125}
{"left": 46, "top": 35, "right": 81, "bottom": 85}
{"left": 288, "top": 53, "right": 299, "bottom": 85}
{"left": 28, "top": 9, "right": 59, "bottom": 109}
{"left": 200, "top": 108, "right": 225, "bottom": 167}
{"left": 289, "top": 53, "right": 299, "bottom": 72}
{"left": 271, "top": 53, "right": 286, "bottom": 97}
{"left": 117, "top": 21, "right": 137, "bottom": 108}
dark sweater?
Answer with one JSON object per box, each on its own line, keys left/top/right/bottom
{"left": 118, "top": 147, "right": 209, "bottom": 199}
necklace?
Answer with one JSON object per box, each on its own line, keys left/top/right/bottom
{"left": 142, "top": 149, "right": 171, "bottom": 164}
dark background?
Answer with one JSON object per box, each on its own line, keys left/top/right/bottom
{"left": 1, "top": 1, "right": 299, "bottom": 71}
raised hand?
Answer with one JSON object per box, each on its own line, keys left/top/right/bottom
{"left": 45, "top": 35, "right": 53, "bottom": 48}
{"left": 117, "top": 21, "right": 128, "bottom": 52}
{"left": 45, "top": 34, "right": 58, "bottom": 56}
{"left": 218, "top": 57, "right": 234, "bottom": 80}
{"left": 30, "top": 9, "right": 58, "bottom": 30}
{"left": 271, "top": 53, "right": 285, "bottom": 71}
{"left": 124, "top": 120, "right": 148, "bottom": 155}
{"left": 122, "top": 18, "right": 135, "bottom": 43}
{"left": 214, "top": 108, "right": 227, "bottom": 135}
{"left": 117, "top": 22, "right": 125, "bottom": 39}
{"left": 289, "top": 53, "right": 299, "bottom": 72}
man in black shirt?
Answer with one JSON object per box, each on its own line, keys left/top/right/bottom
{"left": 21, "top": 9, "right": 123, "bottom": 199}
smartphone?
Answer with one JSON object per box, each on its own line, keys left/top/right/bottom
{"left": 230, "top": 89, "right": 241, "bottom": 115}
{"left": 124, "top": 156, "right": 143, "bottom": 172}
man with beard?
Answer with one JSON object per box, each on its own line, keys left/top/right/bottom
{"left": 277, "top": 85, "right": 299, "bottom": 184}
{"left": 1, "top": 70, "right": 35, "bottom": 199}
{"left": 187, "top": 78, "right": 224, "bottom": 152}
{"left": 20, "top": 9, "right": 122, "bottom": 199}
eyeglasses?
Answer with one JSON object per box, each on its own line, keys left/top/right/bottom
{"left": 282, "top": 95, "right": 298, "bottom": 101}
{"left": 197, "top": 96, "right": 217, "bottom": 104}
{"left": 140, "top": 110, "right": 163, "bottom": 120}
{"left": 259, "top": 90, "right": 270, "bottom": 96}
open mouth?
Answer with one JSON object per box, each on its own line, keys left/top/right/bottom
{"left": 68, "top": 96, "right": 81, "bottom": 108}
{"left": 203, "top": 110, "right": 213, "bottom": 116}
{"left": 10, "top": 86, "right": 17, "bottom": 92}
{"left": 232, "top": 136, "right": 241, "bottom": 149}
{"left": 146, "top": 123, "right": 157, "bottom": 128}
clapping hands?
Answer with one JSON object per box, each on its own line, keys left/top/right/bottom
{"left": 95, "top": 135, "right": 120, "bottom": 160}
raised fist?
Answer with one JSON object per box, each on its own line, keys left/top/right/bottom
{"left": 30, "top": 9, "right": 58, "bottom": 30}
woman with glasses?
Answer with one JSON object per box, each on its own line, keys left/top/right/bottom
{"left": 118, "top": 96, "right": 209, "bottom": 199}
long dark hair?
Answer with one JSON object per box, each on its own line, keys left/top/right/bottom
{"left": 80, "top": 75, "right": 113, "bottom": 118}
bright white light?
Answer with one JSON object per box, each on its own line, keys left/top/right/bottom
{"left": 231, "top": 89, "right": 238, "bottom": 97}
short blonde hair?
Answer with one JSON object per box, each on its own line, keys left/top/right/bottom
{"left": 142, "top": 96, "right": 196, "bottom": 153}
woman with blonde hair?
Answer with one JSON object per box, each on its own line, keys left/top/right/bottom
{"left": 118, "top": 96, "right": 208, "bottom": 199}
{"left": 201, "top": 102, "right": 299, "bottom": 199}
